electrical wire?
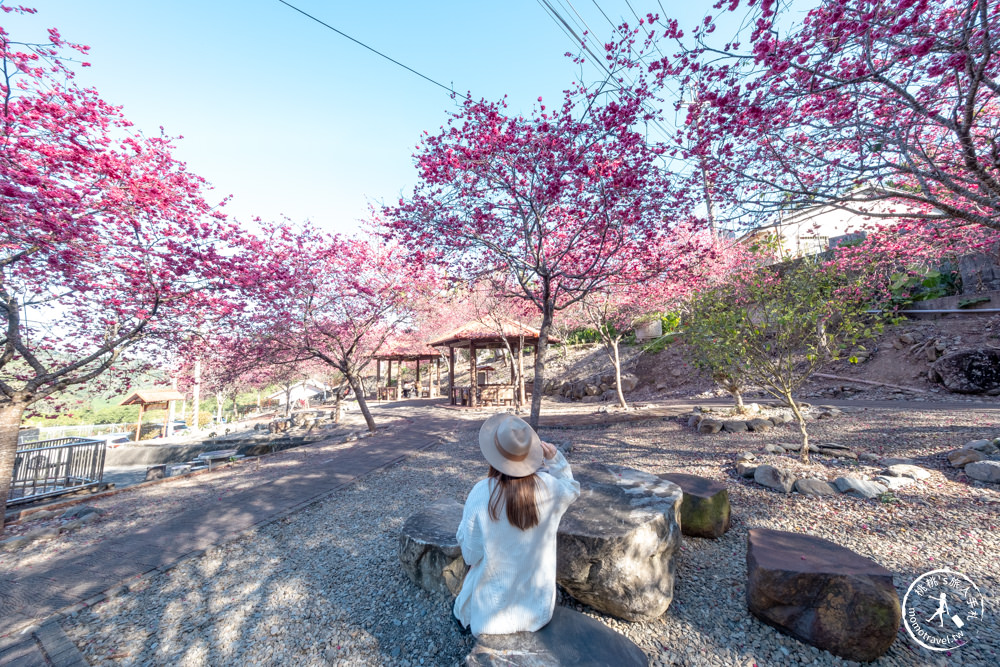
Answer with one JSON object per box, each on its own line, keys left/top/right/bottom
{"left": 274, "top": 0, "right": 468, "bottom": 100}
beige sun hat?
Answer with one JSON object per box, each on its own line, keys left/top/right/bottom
{"left": 478, "top": 413, "right": 544, "bottom": 478}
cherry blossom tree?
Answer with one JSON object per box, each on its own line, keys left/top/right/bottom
{"left": 388, "top": 28, "right": 698, "bottom": 428}
{"left": 246, "top": 224, "right": 432, "bottom": 433}
{"left": 653, "top": 0, "right": 1000, "bottom": 232}
{"left": 0, "top": 11, "right": 245, "bottom": 522}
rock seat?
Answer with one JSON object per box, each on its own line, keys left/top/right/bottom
{"left": 398, "top": 498, "right": 468, "bottom": 596}
{"left": 465, "top": 605, "right": 647, "bottom": 666}
{"left": 746, "top": 528, "right": 900, "bottom": 662}
{"left": 658, "top": 473, "right": 731, "bottom": 538}
{"left": 557, "top": 464, "right": 683, "bottom": 621}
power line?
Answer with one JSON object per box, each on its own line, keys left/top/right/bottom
{"left": 274, "top": 0, "right": 467, "bottom": 100}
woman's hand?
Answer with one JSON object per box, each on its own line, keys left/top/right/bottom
{"left": 540, "top": 440, "right": 558, "bottom": 461}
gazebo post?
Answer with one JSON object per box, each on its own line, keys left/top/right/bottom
{"left": 375, "top": 358, "right": 382, "bottom": 402}
{"left": 469, "top": 342, "right": 478, "bottom": 408}
{"left": 435, "top": 356, "right": 441, "bottom": 398}
{"left": 134, "top": 403, "right": 145, "bottom": 443}
{"left": 387, "top": 360, "right": 393, "bottom": 401}
{"left": 449, "top": 347, "right": 456, "bottom": 405}
{"left": 416, "top": 358, "right": 421, "bottom": 398}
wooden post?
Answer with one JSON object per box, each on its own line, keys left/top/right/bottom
{"left": 416, "top": 358, "right": 421, "bottom": 397}
{"left": 375, "top": 358, "right": 382, "bottom": 401}
{"left": 166, "top": 377, "right": 178, "bottom": 437}
{"left": 134, "top": 403, "right": 145, "bottom": 442}
{"left": 192, "top": 357, "right": 201, "bottom": 433}
{"left": 434, "top": 356, "right": 441, "bottom": 398}
{"left": 469, "top": 342, "right": 478, "bottom": 408}
{"left": 449, "top": 347, "right": 456, "bottom": 405}
{"left": 387, "top": 359, "right": 393, "bottom": 401}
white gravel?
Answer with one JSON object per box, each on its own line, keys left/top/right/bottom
{"left": 51, "top": 402, "right": 1000, "bottom": 666}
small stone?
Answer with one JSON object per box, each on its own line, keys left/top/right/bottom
{"left": 736, "top": 463, "right": 757, "bottom": 479}
{"left": 883, "top": 464, "right": 931, "bottom": 480}
{"left": 833, "top": 477, "right": 888, "bottom": 499}
{"left": 698, "top": 419, "right": 723, "bottom": 434}
{"left": 763, "top": 444, "right": 786, "bottom": 455}
{"left": 722, "top": 420, "right": 749, "bottom": 433}
{"left": 793, "top": 478, "right": 837, "bottom": 496}
{"left": 746, "top": 418, "right": 772, "bottom": 432}
{"left": 875, "top": 475, "right": 914, "bottom": 491}
{"left": 736, "top": 452, "right": 756, "bottom": 463}
{"left": 948, "top": 449, "right": 985, "bottom": 467}
{"left": 754, "top": 465, "right": 796, "bottom": 494}
{"left": 880, "top": 457, "right": 916, "bottom": 466}
{"left": 858, "top": 453, "right": 880, "bottom": 463}
{"left": 965, "top": 461, "right": 1000, "bottom": 483}
{"left": 965, "top": 439, "right": 999, "bottom": 454}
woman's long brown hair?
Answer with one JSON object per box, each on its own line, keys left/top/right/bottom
{"left": 487, "top": 466, "right": 539, "bottom": 530}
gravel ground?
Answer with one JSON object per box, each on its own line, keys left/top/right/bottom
{"left": 47, "top": 401, "right": 1000, "bottom": 666}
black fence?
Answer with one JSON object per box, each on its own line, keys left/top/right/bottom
{"left": 8, "top": 437, "right": 106, "bottom": 506}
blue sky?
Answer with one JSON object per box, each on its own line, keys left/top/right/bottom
{"left": 6, "top": 1, "right": 719, "bottom": 235}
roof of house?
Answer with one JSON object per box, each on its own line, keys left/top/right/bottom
{"left": 120, "top": 389, "right": 185, "bottom": 406}
{"left": 265, "top": 379, "right": 330, "bottom": 400}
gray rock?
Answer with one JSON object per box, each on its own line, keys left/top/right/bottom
{"left": 465, "top": 605, "right": 646, "bottom": 667}
{"left": 698, "top": 419, "right": 723, "bottom": 434}
{"left": 833, "top": 477, "right": 888, "bottom": 499}
{"left": 931, "top": 348, "right": 1000, "bottom": 393}
{"left": 165, "top": 464, "right": 191, "bottom": 477}
{"left": 965, "top": 439, "right": 999, "bottom": 454}
{"left": 398, "top": 498, "right": 468, "bottom": 596}
{"left": 875, "top": 475, "right": 914, "bottom": 491}
{"left": 659, "top": 473, "right": 731, "bottom": 539}
{"left": 584, "top": 384, "right": 600, "bottom": 396}
{"left": 736, "top": 451, "right": 756, "bottom": 462}
{"left": 0, "top": 536, "right": 29, "bottom": 552}
{"left": 736, "top": 462, "right": 757, "bottom": 478}
{"left": 746, "top": 418, "right": 773, "bottom": 432}
{"left": 618, "top": 374, "right": 640, "bottom": 393}
{"left": 722, "top": 420, "right": 749, "bottom": 433}
{"left": 768, "top": 412, "right": 793, "bottom": 425}
{"left": 794, "top": 478, "right": 837, "bottom": 496}
{"left": 580, "top": 395, "right": 601, "bottom": 404}
{"left": 948, "top": 448, "right": 985, "bottom": 467}
{"left": 145, "top": 464, "right": 166, "bottom": 481}
{"left": 686, "top": 414, "right": 702, "bottom": 428}
{"left": 880, "top": 457, "right": 917, "bottom": 466}
{"left": 557, "top": 464, "right": 682, "bottom": 621}
{"left": 754, "top": 465, "right": 796, "bottom": 494}
{"left": 883, "top": 464, "right": 931, "bottom": 480}
{"left": 816, "top": 447, "right": 858, "bottom": 460}
{"left": 858, "top": 453, "right": 881, "bottom": 463}
{"left": 965, "top": 461, "right": 1000, "bottom": 483}
{"left": 763, "top": 444, "right": 786, "bottom": 455}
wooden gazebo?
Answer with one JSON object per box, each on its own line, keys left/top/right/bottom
{"left": 120, "top": 388, "right": 186, "bottom": 441}
{"left": 372, "top": 345, "right": 443, "bottom": 401}
{"left": 429, "top": 319, "right": 559, "bottom": 408}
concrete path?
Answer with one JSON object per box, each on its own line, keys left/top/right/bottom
{"left": 0, "top": 401, "right": 465, "bottom": 666}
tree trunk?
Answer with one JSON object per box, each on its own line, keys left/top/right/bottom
{"left": 333, "top": 389, "right": 342, "bottom": 423}
{"left": 529, "top": 302, "right": 554, "bottom": 430}
{"left": 284, "top": 386, "right": 292, "bottom": 417}
{"left": 785, "top": 394, "right": 811, "bottom": 463}
{"left": 192, "top": 357, "right": 201, "bottom": 432}
{"left": 216, "top": 394, "right": 224, "bottom": 424}
{"left": 348, "top": 373, "right": 376, "bottom": 433}
{"left": 729, "top": 386, "right": 745, "bottom": 413}
{"left": 0, "top": 402, "right": 28, "bottom": 535}
{"left": 610, "top": 337, "right": 628, "bottom": 409}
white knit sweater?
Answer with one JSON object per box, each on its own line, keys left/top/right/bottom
{"left": 453, "top": 451, "right": 581, "bottom": 636}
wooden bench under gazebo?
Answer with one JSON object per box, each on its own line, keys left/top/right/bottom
{"left": 120, "top": 388, "right": 186, "bottom": 441}
{"left": 429, "top": 318, "right": 559, "bottom": 409}
{"left": 372, "top": 345, "right": 444, "bottom": 401}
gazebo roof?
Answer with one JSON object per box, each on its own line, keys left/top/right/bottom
{"left": 120, "top": 388, "right": 185, "bottom": 406}
{"left": 374, "top": 343, "right": 440, "bottom": 361}
{"left": 429, "top": 318, "right": 558, "bottom": 348}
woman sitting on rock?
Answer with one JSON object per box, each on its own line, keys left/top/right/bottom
{"left": 454, "top": 414, "right": 581, "bottom": 636}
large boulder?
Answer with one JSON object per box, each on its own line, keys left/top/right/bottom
{"left": 465, "top": 605, "right": 647, "bottom": 667}
{"left": 398, "top": 499, "right": 468, "bottom": 596}
{"left": 557, "top": 464, "right": 683, "bottom": 621}
{"left": 659, "top": 473, "right": 731, "bottom": 538}
{"left": 948, "top": 448, "right": 985, "bottom": 467}
{"left": 698, "top": 419, "right": 723, "bottom": 434}
{"left": 746, "top": 528, "right": 900, "bottom": 662}
{"left": 931, "top": 348, "right": 1000, "bottom": 393}
{"left": 834, "top": 477, "right": 888, "bottom": 499}
{"left": 793, "top": 478, "right": 837, "bottom": 497}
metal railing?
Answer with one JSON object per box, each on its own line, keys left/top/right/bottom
{"left": 17, "top": 422, "right": 132, "bottom": 445}
{"left": 8, "top": 437, "right": 106, "bottom": 506}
